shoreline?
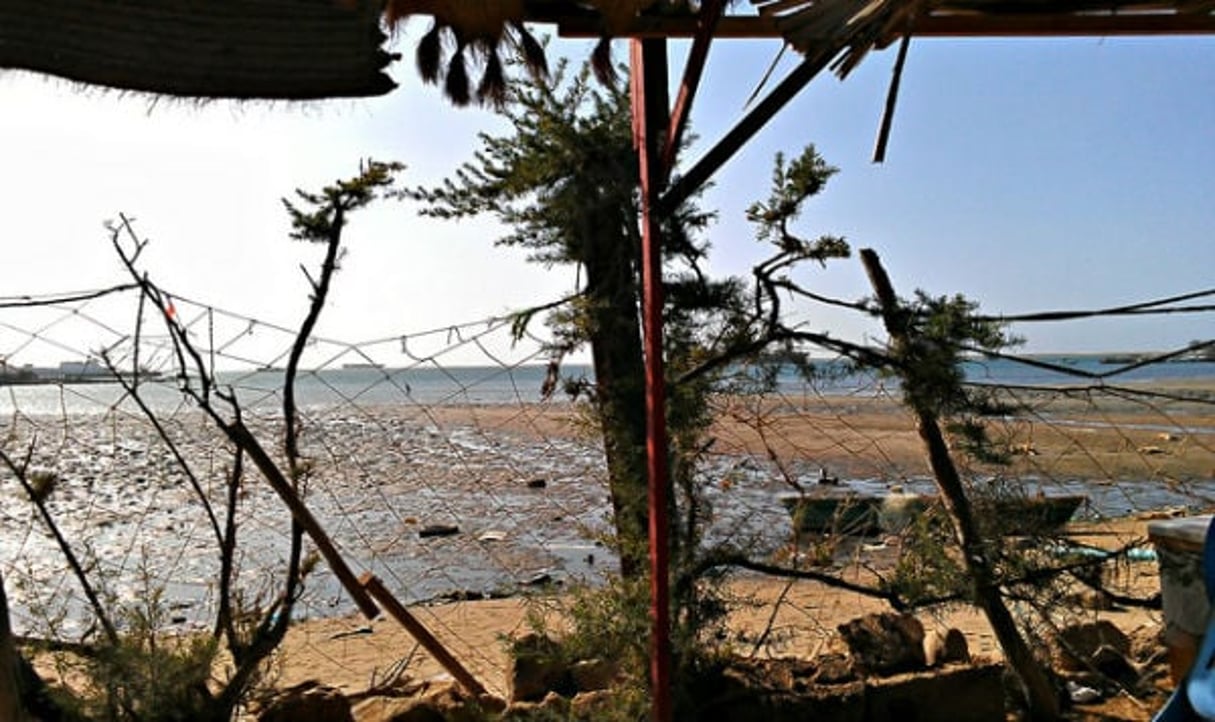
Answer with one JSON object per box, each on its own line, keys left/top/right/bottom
{"left": 0, "top": 384, "right": 1209, "bottom": 638}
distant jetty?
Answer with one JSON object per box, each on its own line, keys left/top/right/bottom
{"left": 0, "top": 359, "right": 160, "bottom": 386}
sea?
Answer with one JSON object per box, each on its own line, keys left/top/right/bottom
{"left": 2, "top": 354, "right": 1213, "bottom": 417}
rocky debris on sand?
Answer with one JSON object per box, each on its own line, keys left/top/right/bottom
{"left": 922, "top": 627, "right": 970, "bottom": 668}
{"left": 506, "top": 633, "right": 619, "bottom": 704}
{"left": 1054, "top": 620, "right": 1132, "bottom": 673}
{"left": 864, "top": 663, "right": 1005, "bottom": 722}
{"left": 1067, "top": 588, "right": 1116, "bottom": 611}
{"left": 351, "top": 677, "right": 504, "bottom": 722}
{"left": 704, "top": 656, "right": 1003, "bottom": 722}
{"left": 838, "top": 612, "right": 926, "bottom": 675}
{"left": 569, "top": 658, "right": 619, "bottom": 693}
{"left": 1054, "top": 620, "right": 1141, "bottom": 692}
{"left": 507, "top": 633, "right": 570, "bottom": 703}
{"left": 257, "top": 680, "right": 353, "bottom": 722}
{"left": 502, "top": 690, "right": 569, "bottom": 720}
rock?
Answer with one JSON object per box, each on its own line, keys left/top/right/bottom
{"left": 508, "top": 633, "right": 571, "bottom": 703}
{"left": 1092, "top": 645, "right": 1141, "bottom": 688}
{"left": 353, "top": 696, "right": 444, "bottom": 722}
{"left": 259, "top": 680, "right": 353, "bottom": 722}
{"left": 501, "top": 691, "right": 570, "bottom": 721}
{"left": 418, "top": 524, "right": 459, "bottom": 539}
{"left": 838, "top": 612, "right": 926, "bottom": 675}
{"left": 569, "top": 658, "right": 617, "bottom": 692}
{"left": 864, "top": 663, "right": 1005, "bottom": 722}
{"left": 526, "top": 478, "right": 547, "bottom": 489}
{"left": 352, "top": 679, "right": 492, "bottom": 722}
{"left": 1055, "top": 620, "right": 1131, "bottom": 673}
{"left": 810, "top": 652, "right": 856, "bottom": 684}
{"left": 923, "top": 628, "right": 970, "bottom": 667}
{"left": 941, "top": 628, "right": 969, "bottom": 665}
{"left": 569, "top": 689, "right": 617, "bottom": 719}
{"left": 1068, "top": 588, "right": 1115, "bottom": 611}
{"left": 1066, "top": 680, "right": 1102, "bottom": 704}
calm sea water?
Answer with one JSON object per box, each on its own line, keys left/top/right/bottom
{"left": 1, "top": 355, "right": 1212, "bottom": 417}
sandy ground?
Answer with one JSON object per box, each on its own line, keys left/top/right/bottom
{"left": 428, "top": 379, "right": 1215, "bottom": 484}
{"left": 262, "top": 383, "right": 1215, "bottom": 718}
{"left": 270, "top": 518, "right": 1166, "bottom": 702}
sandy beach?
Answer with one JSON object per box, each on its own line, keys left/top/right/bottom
{"left": 268, "top": 380, "right": 1212, "bottom": 718}
{"left": 4, "top": 377, "right": 1213, "bottom": 718}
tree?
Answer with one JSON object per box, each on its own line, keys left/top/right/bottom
{"left": 412, "top": 55, "right": 1073, "bottom": 719}
{"left": 410, "top": 59, "right": 725, "bottom": 583}
{"left": 0, "top": 162, "right": 403, "bottom": 722}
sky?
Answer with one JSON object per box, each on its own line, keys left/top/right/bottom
{"left": 0, "top": 21, "right": 1212, "bottom": 369}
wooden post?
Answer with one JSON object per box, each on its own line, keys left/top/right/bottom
{"left": 860, "top": 249, "right": 1061, "bottom": 721}
{"left": 359, "top": 574, "right": 488, "bottom": 697}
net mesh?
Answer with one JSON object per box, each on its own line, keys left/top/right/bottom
{"left": 1, "top": 273, "right": 1212, "bottom": 698}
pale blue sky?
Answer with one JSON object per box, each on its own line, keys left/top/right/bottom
{"left": 0, "top": 26, "right": 1211, "bottom": 368}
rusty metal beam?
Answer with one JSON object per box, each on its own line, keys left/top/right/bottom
{"left": 557, "top": 12, "right": 1215, "bottom": 38}
{"left": 662, "top": 0, "right": 726, "bottom": 184}
{"left": 630, "top": 36, "right": 673, "bottom": 722}
{"left": 661, "top": 42, "right": 836, "bottom": 213}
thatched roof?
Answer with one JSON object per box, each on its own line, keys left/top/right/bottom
{"left": 0, "top": 0, "right": 395, "bottom": 100}
{"left": 0, "top": 1, "right": 1210, "bottom": 100}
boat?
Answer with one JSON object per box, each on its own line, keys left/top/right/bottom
{"left": 975, "top": 493, "right": 1087, "bottom": 534}
{"left": 779, "top": 492, "right": 883, "bottom": 536}
{"left": 779, "top": 490, "right": 1086, "bottom": 537}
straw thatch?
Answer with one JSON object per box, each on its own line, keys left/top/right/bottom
{"left": 0, "top": 0, "right": 1208, "bottom": 101}
{"left": 0, "top": 0, "right": 396, "bottom": 100}
{"left": 384, "top": 1, "right": 668, "bottom": 105}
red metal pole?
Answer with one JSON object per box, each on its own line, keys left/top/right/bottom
{"left": 630, "top": 37, "right": 672, "bottom": 722}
